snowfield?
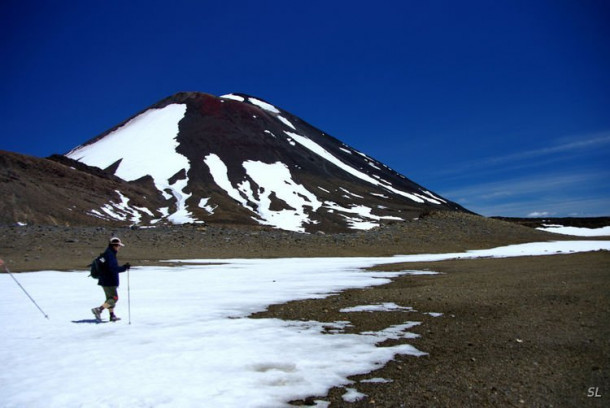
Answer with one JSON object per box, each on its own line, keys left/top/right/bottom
{"left": 2, "top": 241, "right": 609, "bottom": 408}
{"left": 536, "top": 224, "right": 610, "bottom": 237}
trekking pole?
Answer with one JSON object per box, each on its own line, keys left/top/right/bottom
{"left": 127, "top": 266, "right": 131, "bottom": 325}
{"left": 2, "top": 262, "right": 49, "bottom": 319}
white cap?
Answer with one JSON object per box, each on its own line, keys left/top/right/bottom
{"left": 109, "top": 237, "right": 125, "bottom": 247}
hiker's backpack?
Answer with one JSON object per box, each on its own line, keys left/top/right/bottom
{"left": 89, "top": 253, "right": 107, "bottom": 279}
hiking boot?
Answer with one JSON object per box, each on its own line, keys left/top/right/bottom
{"left": 91, "top": 307, "right": 102, "bottom": 321}
{"left": 109, "top": 314, "right": 121, "bottom": 322}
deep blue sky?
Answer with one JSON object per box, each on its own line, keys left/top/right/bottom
{"left": 2, "top": 0, "right": 609, "bottom": 217}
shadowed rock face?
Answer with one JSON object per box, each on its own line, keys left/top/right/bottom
{"left": 3, "top": 92, "right": 468, "bottom": 232}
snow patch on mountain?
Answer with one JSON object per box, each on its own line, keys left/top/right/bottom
{"left": 203, "top": 150, "right": 407, "bottom": 232}
{"left": 67, "top": 104, "right": 188, "bottom": 186}
{"left": 242, "top": 160, "right": 322, "bottom": 230}
{"left": 88, "top": 190, "right": 150, "bottom": 224}
{"left": 67, "top": 104, "right": 190, "bottom": 222}
{"left": 204, "top": 153, "right": 322, "bottom": 232}
{"left": 167, "top": 178, "right": 200, "bottom": 224}
{"left": 220, "top": 94, "right": 245, "bottom": 102}
{"left": 198, "top": 198, "right": 217, "bottom": 214}
{"left": 204, "top": 153, "right": 247, "bottom": 203}
{"left": 285, "top": 131, "right": 384, "bottom": 187}
{"left": 277, "top": 115, "right": 296, "bottom": 130}
{"left": 324, "top": 201, "right": 403, "bottom": 230}
{"left": 248, "top": 97, "right": 280, "bottom": 113}
{"left": 284, "top": 131, "right": 444, "bottom": 205}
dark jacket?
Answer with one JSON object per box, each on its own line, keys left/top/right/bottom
{"left": 98, "top": 246, "right": 127, "bottom": 287}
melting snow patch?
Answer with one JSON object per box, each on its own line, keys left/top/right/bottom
{"left": 156, "top": 207, "right": 169, "bottom": 219}
{"left": 241, "top": 160, "right": 322, "bottom": 232}
{"left": 339, "top": 187, "right": 364, "bottom": 199}
{"left": 205, "top": 153, "right": 250, "bottom": 208}
{"left": 360, "top": 322, "right": 422, "bottom": 341}
{"left": 220, "top": 93, "right": 245, "bottom": 102}
{"left": 277, "top": 115, "right": 296, "bottom": 129}
{"left": 537, "top": 224, "right": 610, "bottom": 237}
{"left": 204, "top": 154, "right": 322, "bottom": 232}
{"left": 66, "top": 104, "right": 191, "bottom": 223}
{"left": 340, "top": 303, "right": 414, "bottom": 313}
{"left": 285, "top": 131, "right": 428, "bottom": 204}
{"left": 342, "top": 388, "right": 367, "bottom": 402}
{"left": 400, "top": 270, "right": 440, "bottom": 275}
{"left": 361, "top": 377, "right": 393, "bottom": 384}
{"left": 94, "top": 190, "right": 150, "bottom": 224}
{"left": 422, "top": 190, "right": 446, "bottom": 203}
{"left": 249, "top": 97, "right": 280, "bottom": 113}
{"left": 198, "top": 197, "right": 217, "bottom": 214}
{"left": 166, "top": 177, "right": 201, "bottom": 224}
{"left": 344, "top": 217, "right": 378, "bottom": 230}
{"left": 414, "top": 193, "right": 442, "bottom": 205}
{"left": 67, "top": 104, "right": 188, "bottom": 192}
{"left": 323, "top": 202, "right": 403, "bottom": 230}
{"left": 367, "top": 160, "right": 381, "bottom": 170}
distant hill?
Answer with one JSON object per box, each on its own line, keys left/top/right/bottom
{"left": 493, "top": 216, "right": 610, "bottom": 229}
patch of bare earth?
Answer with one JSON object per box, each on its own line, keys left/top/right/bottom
{"left": 255, "top": 252, "right": 609, "bottom": 407}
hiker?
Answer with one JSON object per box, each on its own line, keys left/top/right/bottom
{"left": 91, "top": 237, "right": 130, "bottom": 322}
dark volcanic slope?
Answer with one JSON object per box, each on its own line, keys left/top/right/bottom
{"left": 172, "top": 92, "right": 466, "bottom": 212}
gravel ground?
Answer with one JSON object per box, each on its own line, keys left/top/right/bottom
{"left": 255, "top": 252, "right": 609, "bottom": 407}
{"left": 0, "top": 212, "right": 575, "bottom": 272}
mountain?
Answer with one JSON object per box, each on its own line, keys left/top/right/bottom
{"left": 3, "top": 92, "right": 468, "bottom": 232}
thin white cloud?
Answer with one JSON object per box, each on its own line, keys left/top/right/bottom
{"left": 440, "top": 170, "right": 610, "bottom": 217}
{"left": 443, "top": 172, "right": 596, "bottom": 201}
{"left": 527, "top": 211, "right": 552, "bottom": 217}
{"left": 491, "top": 132, "right": 610, "bottom": 162}
{"left": 486, "top": 196, "right": 610, "bottom": 218}
{"left": 436, "top": 131, "right": 610, "bottom": 178}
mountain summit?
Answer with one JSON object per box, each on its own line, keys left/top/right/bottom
{"left": 64, "top": 92, "right": 466, "bottom": 232}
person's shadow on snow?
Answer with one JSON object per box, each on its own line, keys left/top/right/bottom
{"left": 71, "top": 319, "right": 106, "bottom": 324}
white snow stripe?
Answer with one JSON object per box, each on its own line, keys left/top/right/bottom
{"left": 248, "top": 97, "right": 280, "bottom": 113}
{"left": 284, "top": 131, "right": 426, "bottom": 203}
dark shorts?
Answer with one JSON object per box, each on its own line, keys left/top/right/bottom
{"left": 102, "top": 286, "right": 119, "bottom": 308}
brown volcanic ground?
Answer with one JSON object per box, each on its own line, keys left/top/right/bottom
{"left": 1, "top": 212, "right": 609, "bottom": 407}
{"left": 0, "top": 151, "right": 168, "bottom": 226}
{"left": 260, "top": 252, "right": 609, "bottom": 407}
{"left": 0, "top": 211, "right": 577, "bottom": 272}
